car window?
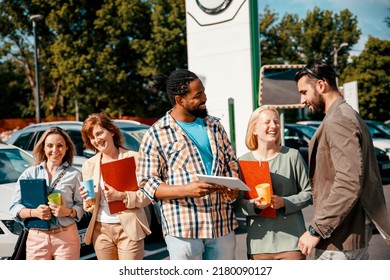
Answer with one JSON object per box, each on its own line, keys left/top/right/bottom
{"left": 66, "top": 130, "right": 84, "bottom": 156}
{"left": 379, "top": 123, "right": 390, "bottom": 135}
{"left": 372, "top": 122, "right": 390, "bottom": 136}
{"left": 12, "top": 133, "right": 33, "bottom": 151}
{"left": 285, "top": 128, "right": 304, "bottom": 140}
{"left": 122, "top": 129, "right": 148, "bottom": 151}
{"left": 123, "top": 133, "right": 141, "bottom": 151}
{"left": 367, "top": 125, "right": 387, "bottom": 139}
{"left": 297, "top": 126, "right": 316, "bottom": 138}
{"left": 0, "top": 149, "right": 33, "bottom": 184}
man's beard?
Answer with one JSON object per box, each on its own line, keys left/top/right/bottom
{"left": 187, "top": 107, "right": 208, "bottom": 118}
{"left": 310, "top": 93, "right": 325, "bottom": 115}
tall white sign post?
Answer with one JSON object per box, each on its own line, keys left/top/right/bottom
{"left": 343, "top": 81, "right": 359, "bottom": 113}
{"left": 185, "top": 0, "right": 259, "bottom": 157}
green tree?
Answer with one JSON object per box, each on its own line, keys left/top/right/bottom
{"left": 0, "top": 60, "right": 31, "bottom": 118}
{"left": 259, "top": 6, "right": 361, "bottom": 70}
{"left": 340, "top": 37, "right": 390, "bottom": 121}
{"left": 0, "top": 0, "right": 186, "bottom": 121}
{"left": 258, "top": 6, "right": 282, "bottom": 65}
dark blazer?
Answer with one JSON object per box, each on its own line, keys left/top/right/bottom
{"left": 309, "top": 98, "right": 390, "bottom": 251}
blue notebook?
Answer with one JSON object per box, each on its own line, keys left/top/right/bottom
{"left": 20, "top": 179, "right": 50, "bottom": 230}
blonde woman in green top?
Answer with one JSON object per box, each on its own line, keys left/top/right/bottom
{"left": 236, "top": 105, "right": 312, "bottom": 260}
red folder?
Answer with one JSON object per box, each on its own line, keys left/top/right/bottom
{"left": 100, "top": 157, "right": 138, "bottom": 214}
{"left": 239, "top": 160, "right": 276, "bottom": 218}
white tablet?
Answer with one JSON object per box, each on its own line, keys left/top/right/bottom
{"left": 196, "top": 174, "right": 251, "bottom": 191}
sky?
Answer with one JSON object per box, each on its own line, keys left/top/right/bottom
{"left": 257, "top": 0, "right": 390, "bottom": 56}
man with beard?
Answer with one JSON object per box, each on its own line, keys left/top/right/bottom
{"left": 137, "top": 69, "right": 239, "bottom": 260}
{"left": 295, "top": 60, "right": 390, "bottom": 259}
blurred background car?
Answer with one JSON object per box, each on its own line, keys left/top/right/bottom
{"left": 296, "top": 120, "right": 322, "bottom": 128}
{"left": 7, "top": 120, "right": 151, "bottom": 169}
{"left": 6, "top": 120, "right": 162, "bottom": 241}
{"left": 365, "top": 120, "right": 390, "bottom": 138}
{"left": 113, "top": 119, "right": 150, "bottom": 152}
{"left": 283, "top": 123, "right": 317, "bottom": 164}
{"left": 283, "top": 123, "right": 390, "bottom": 183}
{"left": 297, "top": 119, "right": 390, "bottom": 159}
{"left": 0, "top": 141, "right": 95, "bottom": 259}
{"left": 364, "top": 120, "right": 390, "bottom": 159}
{"left": 7, "top": 121, "right": 87, "bottom": 170}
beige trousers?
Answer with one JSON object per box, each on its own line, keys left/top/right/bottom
{"left": 92, "top": 221, "right": 144, "bottom": 260}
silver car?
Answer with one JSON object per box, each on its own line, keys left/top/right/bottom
{"left": 7, "top": 120, "right": 162, "bottom": 241}
{"left": 0, "top": 141, "right": 95, "bottom": 259}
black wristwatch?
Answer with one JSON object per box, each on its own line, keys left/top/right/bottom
{"left": 308, "top": 225, "right": 320, "bottom": 237}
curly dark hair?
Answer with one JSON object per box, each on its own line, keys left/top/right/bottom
{"left": 152, "top": 69, "right": 199, "bottom": 106}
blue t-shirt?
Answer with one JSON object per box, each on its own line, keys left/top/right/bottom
{"left": 176, "top": 118, "right": 213, "bottom": 175}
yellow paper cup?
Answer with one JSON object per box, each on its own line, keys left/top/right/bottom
{"left": 48, "top": 192, "right": 62, "bottom": 205}
{"left": 255, "top": 183, "right": 271, "bottom": 205}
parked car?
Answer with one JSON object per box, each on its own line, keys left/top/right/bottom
{"left": 283, "top": 123, "right": 317, "bottom": 164}
{"left": 297, "top": 119, "right": 390, "bottom": 138}
{"left": 296, "top": 120, "right": 322, "bottom": 128}
{"left": 6, "top": 120, "right": 162, "bottom": 241}
{"left": 365, "top": 120, "right": 390, "bottom": 138}
{"left": 375, "top": 148, "right": 390, "bottom": 184}
{"left": 7, "top": 120, "right": 150, "bottom": 169}
{"left": 284, "top": 123, "right": 390, "bottom": 183}
{"left": 7, "top": 121, "right": 87, "bottom": 170}
{"left": 364, "top": 120, "right": 390, "bottom": 159}
{"left": 0, "top": 141, "right": 95, "bottom": 259}
{"left": 113, "top": 119, "right": 150, "bottom": 152}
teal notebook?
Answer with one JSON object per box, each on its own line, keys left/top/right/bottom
{"left": 20, "top": 179, "right": 50, "bottom": 229}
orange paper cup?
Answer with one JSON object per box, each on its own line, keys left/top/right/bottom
{"left": 255, "top": 183, "right": 271, "bottom": 205}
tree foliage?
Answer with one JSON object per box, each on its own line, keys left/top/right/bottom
{"left": 259, "top": 5, "right": 361, "bottom": 71}
{"left": 0, "top": 60, "right": 31, "bottom": 118}
{"left": 0, "top": 0, "right": 187, "bottom": 121}
{"left": 341, "top": 37, "right": 390, "bottom": 121}
{"left": 0, "top": 2, "right": 388, "bottom": 121}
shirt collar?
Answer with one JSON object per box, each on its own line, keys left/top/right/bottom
{"left": 38, "top": 161, "right": 69, "bottom": 170}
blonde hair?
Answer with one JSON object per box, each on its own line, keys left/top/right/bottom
{"left": 245, "top": 105, "right": 281, "bottom": 150}
{"left": 32, "top": 126, "right": 76, "bottom": 166}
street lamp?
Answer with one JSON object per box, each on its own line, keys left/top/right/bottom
{"left": 331, "top": 42, "right": 348, "bottom": 87}
{"left": 30, "top": 14, "right": 44, "bottom": 123}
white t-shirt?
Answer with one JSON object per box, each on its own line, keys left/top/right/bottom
{"left": 96, "top": 174, "right": 120, "bottom": 223}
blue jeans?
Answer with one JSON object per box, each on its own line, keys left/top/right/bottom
{"left": 314, "top": 248, "right": 369, "bottom": 260}
{"left": 314, "top": 221, "right": 372, "bottom": 260}
{"left": 165, "top": 231, "right": 236, "bottom": 260}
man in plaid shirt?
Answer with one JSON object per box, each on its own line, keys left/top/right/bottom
{"left": 137, "top": 69, "right": 240, "bottom": 260}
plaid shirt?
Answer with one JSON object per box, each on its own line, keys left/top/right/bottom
{"left": 137, "top": 111, "right": 239, "bottom": 238}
